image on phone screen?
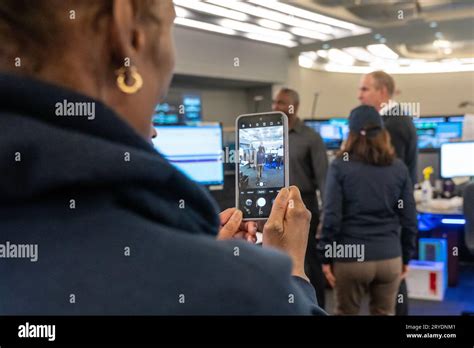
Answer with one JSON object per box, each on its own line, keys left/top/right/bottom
{"left": 236, "top": 112, "right": 289, "bottom": 220}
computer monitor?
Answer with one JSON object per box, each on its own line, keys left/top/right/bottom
{"left": 447, "top": 115, "right": 464, "bottom": 123}
{"left": 413, "top": 117, "right": 446, "bottom": 124}
{"left": 153, "top": 93, "right": 202, "bottom": 125}
{"left": 329, "top": 118, "right": 349, "bottom": 141}
{"left": 440, "top": 141, "right": 474, "bottom": 178}
{"left": 304, "top": 118, "right": 349, "bottom": 150}
{"left": 182, "top": 94, "right": 202, "bottom": 121}
{"left": 152, "top": 123, "right": 224, "bottom": 186}
{"left": 414, "top": 117, "right": 463, "bottom": 149}
{"left": 153, "top": 102, "right": 180, "bottom": 125}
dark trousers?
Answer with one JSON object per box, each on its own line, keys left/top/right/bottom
{"left": 302, "top": 194, "right": 326, "bottom": 309}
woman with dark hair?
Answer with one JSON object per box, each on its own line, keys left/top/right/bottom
{"left": 319, "top": 105, "right": 417, "bottom": 315}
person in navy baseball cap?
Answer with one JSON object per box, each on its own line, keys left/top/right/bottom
{"left": 319, "top": 104, "right": 417, "bottom": 316}
{"left": 349, "top": 105, "right": 384, "bottom": 137}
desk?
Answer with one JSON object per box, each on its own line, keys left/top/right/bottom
{"left": 417, "top": 208, "right": 465, "bottom": 287}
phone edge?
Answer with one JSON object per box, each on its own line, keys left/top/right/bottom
{"left": 235, "top": 111, "right": 289, "bottom": 221}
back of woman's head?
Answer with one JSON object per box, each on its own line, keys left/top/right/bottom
{"left": 338, "top": 105, "right": 396, "bottom": 166}
{"left": 0, "top": 0, "right": 177, "bottom": 139}
{"left": 0, "top": 0, "right": 156, "bottom": 72}
{"left": 338, "top": 128, "right": 396, "bottom": 166}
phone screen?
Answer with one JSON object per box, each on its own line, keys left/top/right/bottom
{"left": 236, "top": 112, "right": 289, "bottom": 220}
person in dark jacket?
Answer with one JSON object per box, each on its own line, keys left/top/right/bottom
{"left": 358, "top": 70, "right": 418, "bottom": 315}
{"left": 0, "top": 0, "right": 324, "bottom": 315}
{"left": 273, "top": 88, "right": 329, "bottom": 309}
{"left": 358, "top": 70, "right": 418, "bottom": 184}
{"left": 318, "top": 105, "right": 417, "bottom": 315}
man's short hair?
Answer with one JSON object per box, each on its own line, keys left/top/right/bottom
{"left": 368, "top": 71, "right": 395, "bottom": 97}
{"left": 278, "top": 88, "right": 300, "bottom": 105}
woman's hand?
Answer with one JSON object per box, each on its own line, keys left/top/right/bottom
{"left": 217, "top": 208, "right": 258, "bottom": 243}
{"left": 322, "top": 264, "right": 336, "bottom": 288}
{"left": 262, "top": 186, "right": 311, "bottom": 281}
{"left": 401, "top": 264, "right": 409, "bottom": 279}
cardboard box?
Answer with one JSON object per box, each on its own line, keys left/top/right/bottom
{"left": 406, "top": 260, "right": 446, "bottom": 301}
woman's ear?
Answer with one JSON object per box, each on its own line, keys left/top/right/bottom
{"left": 109, "top": 0, "right": 138, "bottom": 66}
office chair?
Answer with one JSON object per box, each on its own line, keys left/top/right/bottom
{"left": 464, "top": 183, "right": 474, "bottom": 255}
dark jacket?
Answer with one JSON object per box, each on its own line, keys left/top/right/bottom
{"left": 289, "top": 118, "right": 328, "bottom": 217}
{"left": 381, "top": 108, "right": 418, "bottom": 184}
{"left": 319, "top": 157, "right": 417, "bottom": 265}
{"left": 0, "top": 73, "right": 324, "bottom": 315}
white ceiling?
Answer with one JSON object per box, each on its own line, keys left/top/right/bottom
{"left": 173, "top": 0, "right": 474, "bottom": 73}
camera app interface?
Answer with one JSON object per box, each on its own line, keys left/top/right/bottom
{"left": 238, "top": 114, "right": 286, "bottom": 219}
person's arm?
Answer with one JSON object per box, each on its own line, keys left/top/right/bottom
{"left": 317, "top": 161, "right": 343, "bottom": 265}
{"left": 289, "top": 275, "right": 327, "bottom": 315}
{"left": 397, "top": 168, "right": 418, "bottom": 265}
{"left": 405, "top": 121, "right": 418, "bottom": 185}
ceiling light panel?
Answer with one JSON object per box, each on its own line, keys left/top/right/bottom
{"left": 366, "top": 44, "right": 399, "bottom": 60}
{"left": 219, "top": 19, "right": 294, "bottom": 40}
{"left": 174, "top": 0, "right": 372, "bottom": 47}
{"left": 174, "top": 0, "right": 249, "bottom": 21}
{"left": 207, "top": 0, "right": 337, "bottom": 35}
{"left": 174, "top": 17, "right": 237, "bottom": 35}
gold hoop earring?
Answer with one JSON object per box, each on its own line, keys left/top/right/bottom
{"left": 116, "top": 66, "right": 143, "bottom": 94}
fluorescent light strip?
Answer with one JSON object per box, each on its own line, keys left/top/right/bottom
{"left": 441, "top": 218, "right": 466, "bottom": 225}
{"left": 290, "top": 27, "right": 331, "bottom": 41}
{"left": 173, "top": 0, "right": 249, "bottom": 21}
{"left": 174, "top": 6, "right": 190, "bottom": 18}
{"left": 317, "top": 50, "right": 329, "bottom": 58}
{"left": 343, "top": 47, "right": 376, "bottom": 63}
{"left": 248, "top": 0, "right": 369, "bottom": 32}
{"left": 299, "top": 55, "right": 314, "bottom": 68}
{"left": 328, "top": 48, "right": 355, "bottom": 65}
{"left": 174, "top": 17, "right": 236, "bottom": 35}
{"left": 433, "top": 39, "right": 451, "bottom": 49}
{"left": 220, "top": 18, "right": 294, "bottom": 41}
{"left": 367, "top": 44, "right": 399, "bottom": 60}
{"left": 370, "top": 59, "right": 399, "bottom": 69}
{"left": 207, "top": 0, "right": 335, "bottom": 35}
{"left": 321, "top": 62, "right": 474, "bottom": 74}
{"left": 257, "top": 19, "right": 284, "bottom": 30}
{"left": 302, "top": 51, "right": 318, "bottom": 60}
{"left": 245, "top": 33, "right": 297, "bottom": 47}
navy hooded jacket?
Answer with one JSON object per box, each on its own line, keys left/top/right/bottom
{"left": 0, "top": 73, "right": 324, "bottom": 315}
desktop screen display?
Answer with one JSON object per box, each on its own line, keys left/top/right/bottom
{"left": 153, "top": 102, "right": 179, "bottom": 125}
{"left": 414, "top": 117, "right": 463, "bottom": 149}
{"left": 304, "top": 118, "right": 348, "bottom": 150}
{"left": 447, "top": 115, "right": 464, "bottom": 123}
{"left": 440, "top": 142, "right": 474, "bottom": 178}
{"left": 153, "top": 93, "right": 202, "bottom": 125}
{"left": 152, "top": 124, "right": 224, "bottom": 185}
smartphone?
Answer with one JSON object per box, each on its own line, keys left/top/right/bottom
{"left": 235, "top": 112, "right": 289, "bottom": 220}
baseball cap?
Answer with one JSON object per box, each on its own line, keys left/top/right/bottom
{"left": 349, "top": 105, "right": 384, "bottom": 136}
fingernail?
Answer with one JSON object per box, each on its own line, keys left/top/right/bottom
{"left": 280, "top": 188, "right": 289, "bottom": 199}
{"left": 233, "top": 210, "right": 242, "bottom": 219}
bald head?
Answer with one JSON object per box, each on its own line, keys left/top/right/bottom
{"left": 272, "top": 88, "right": 300, "bottom": 120}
